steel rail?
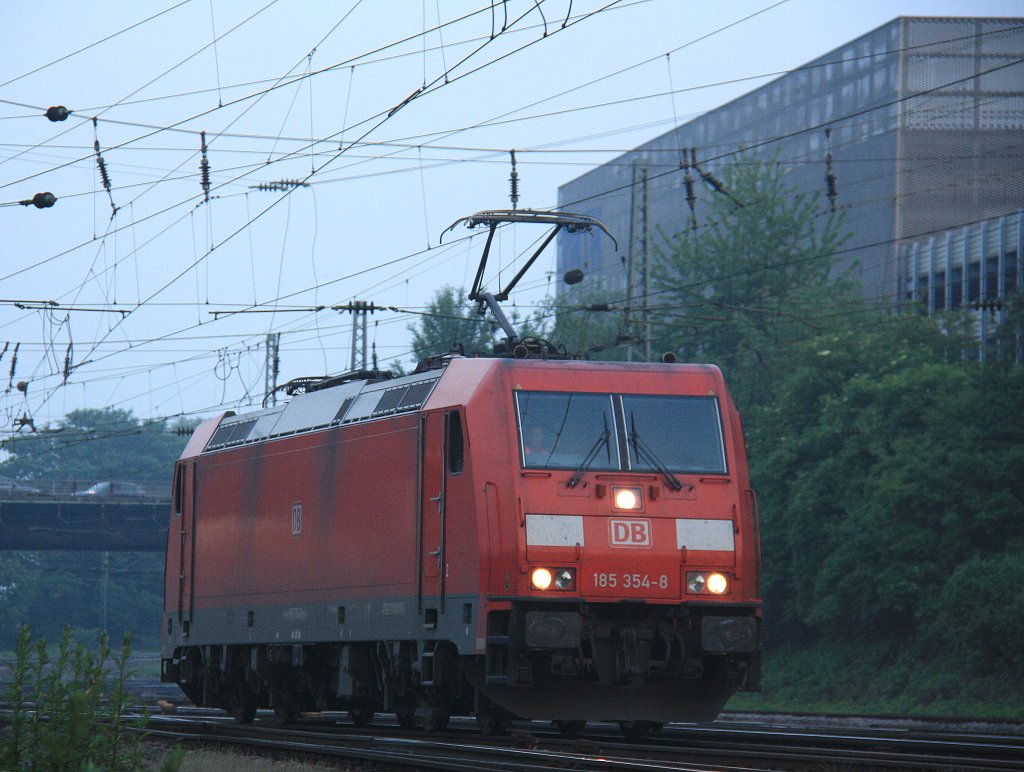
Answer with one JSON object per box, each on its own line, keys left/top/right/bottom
{"left": 136, "top": 713, "right": 736, "bottom": 771}
{"left": 131, "top": 710, "right": 1024, "bottom": 771}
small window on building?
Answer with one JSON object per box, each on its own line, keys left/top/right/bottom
{"left": 951, "top": 266, "right": 964, "bottom": 308}
{"left": 917, "top": 275, "right": 930, "bottom": 304}
{"left": 1004, "top": 252, "right": 1018, "bottom": 295}
{"left": 447, "top": 411, "right": 464, "bottom": 475}
{"left": 968, "top": 262, "right": 981, "bottom": 304}
{"left": 985, "top": 256, "right": 1001, "bottom": 300}
{"left": 933, "top": 271, "right": 946, "bottom": 311}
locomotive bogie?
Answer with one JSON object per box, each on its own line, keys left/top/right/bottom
{"left": 162, "top": 357, "right": 762, "bottom": 729}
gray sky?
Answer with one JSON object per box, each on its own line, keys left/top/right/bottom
{"left": 0, "top": 0, "right": 1019, "bottom": 431}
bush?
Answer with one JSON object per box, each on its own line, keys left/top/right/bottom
{"left": 1, "top": 625, "right": 168, "bottom": 771}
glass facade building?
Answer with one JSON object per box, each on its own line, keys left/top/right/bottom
{"left": 899, "top": 209, "right": 1022, "bottom": 360}
{"left": 556, "top": 17, "right": 1024, "bottom": 316}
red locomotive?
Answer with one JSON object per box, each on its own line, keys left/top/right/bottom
{"left": 161, "top": 211, "right": 762, "bottom": 734}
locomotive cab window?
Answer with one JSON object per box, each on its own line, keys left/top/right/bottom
{"left": 622, "top": 394, "right": 728, "bottom": 475}
{"left": 515, "top": 391, "right": 619, "bottom": 471}
{"left": 515, "top": 390, "right": 727, "bottom": 474}
{"left": 447, "top": 410, "right": 464, "bottom": 475}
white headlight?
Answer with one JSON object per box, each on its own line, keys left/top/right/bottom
{"left": 687, "top": 571, "right": 730, "bottom": 595}
{"left": 706, "top": 572, "right": 729, "bottom": 594}
{"left": 612, "top": 486, "right": 642, "bottom": 511}
{"left": 531, "top": 568, "right": 553, "bottom": 590}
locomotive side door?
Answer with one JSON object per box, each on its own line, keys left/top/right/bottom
{"left": 418, "top": 411, "right": 447, "bottom": 613}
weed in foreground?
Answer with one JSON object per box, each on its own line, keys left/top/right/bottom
{"left": 0, "top": 625, "right": 178, "bottom": 771}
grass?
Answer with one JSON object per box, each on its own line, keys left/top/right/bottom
{"left": 147, "top": 749, "right": 336, "bottom": 771}
{"left": 0, "top": 625, "right": 178, "bottom": 771}
{"left": 727, "top": 642, "right": 1024, "bottom": 720}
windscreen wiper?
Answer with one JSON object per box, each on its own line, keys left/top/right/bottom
{"left": 567, "top": 416, "right": 611, "bottom": 488}
{"left": 629, "top": 413, "right": 683, "bottom": 491}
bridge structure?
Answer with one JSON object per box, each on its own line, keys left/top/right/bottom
{"left": 0, "top": 494, "right": 169, "bottom": 552}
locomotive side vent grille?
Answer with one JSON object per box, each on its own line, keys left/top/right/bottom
{"left": 333, "top": 397, "right": 355, "bottom": 423}
{"left": 207, "top": 374, "right": 440, "bottom": 450}
{"left": 370, "top": 379, "right": 438, "bottom": 418}
{"left": 372, "top": 385, "right": 409, "bottom": 416}
{"left": 342, "top": 377, "right": 438, "bottom": 423}
{"left": 398, "top": 380, "right": 435, "bottom": 410}
{"left": 206, "top": 417, "right": 259, "bottom": 450}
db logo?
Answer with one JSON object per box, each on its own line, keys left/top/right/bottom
{"left": 609, "top": 518, "right": 651, "bottom": 547}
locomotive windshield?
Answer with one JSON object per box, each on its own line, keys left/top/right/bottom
{"left": 516, "top": 392, "right": 619, "bottom": 471}
{"left": 515, "top": 390, "right": 727, "bottom": 474}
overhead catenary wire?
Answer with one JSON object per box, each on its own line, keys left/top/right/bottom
{"left": 0, "top": 0, "right": 618, "bottom": 421}
{"left": 6, "top": 6, "right": 1015, "bottom": 430}
{"left": 0, "top": 1, "right": 192, "bottom": 90}
{"left": 6, "top": 13, "right": 1010, "bottom": 192}
{"left": 0, "top": 0, "right": 515, "bottom": 193}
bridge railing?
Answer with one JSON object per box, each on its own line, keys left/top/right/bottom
{"left": 0, "top": 478, "right": 169, "bottom": 500}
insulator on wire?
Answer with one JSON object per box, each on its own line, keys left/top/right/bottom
{"left": 250, "top": 179, "right": 310, "bottom": 192}
{"left": 63, "top": 342, "right": 73, "bottom": 383}
{"left": 200, "top": 130, "right": 211, "bottom": 203}
{"left": 690, "top": 148, "right": 744, "bottom": 208}
{"left": 824, "top": 128, "right": 838, "bottom": 213}
{"left": 19, "top": 192, "right": 57, "bottom": 209}
{"left": 45, "top": 105, "right": 70, "bottom": 122}
{"left": 683, "top": 158, "right": 697, "bottom": 232}
{"left": 970, "top": 298, "right": 1004, "bottom": 312}
{"left": 509, "top": 149, "right": 520, "bottom": 211}
{"left": 95, "top": 145, "right": 111, "bottom": 192}
{"left": 93, "top": 117, "right": 118, "bottom": 214}
{"left": 335, "top": 301, "right": 379, "bottom": 314}
{"left": 8, "top": 342, "right": 19, "bottom": 388}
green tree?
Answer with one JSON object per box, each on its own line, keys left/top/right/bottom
{"left": 0, "top": 408, "right": 192, "bottom": 648}
{"left": 651, "top": 155, "right": 855, "bottom": 408}
{"left": 0, "top": 551, "right": 165, "bottom": 648}
{"left": 0, "top": 407, "right": 193, "bottom": 487}
{"left": 408, "top": 285, "right": 548, "bottom": 364}
{"left": 542, "top": 287, "right": 634, "bottom": 360}
{"left": 408, "top": 286, "right": 497, "bottom": 362}
{"left": 751, "top": 321, "right": 1024, "bottom": 681}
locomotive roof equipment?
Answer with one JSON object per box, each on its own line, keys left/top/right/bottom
{"left": 443, "top": 209, "right": 617, "bottom": 356}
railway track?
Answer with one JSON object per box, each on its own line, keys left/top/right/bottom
{"left": 134, "top": 707, "right": 1024, "bottom": 771}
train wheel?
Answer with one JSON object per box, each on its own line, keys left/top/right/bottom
{"left": 272, "top": 703, "right": 297, "bottom": 725}
{"left": 476, "top": 707, "right": 511, "bottom": 736}
{"left": 554, "top": 720, "right": 586, "bottom": 737}
{"left": 229, "top": 688, "right": 257, "bottom": 724}
{"left": 349, "top": 705, "right": 375, "bottom": 727}
{"left": 618, "top": 720, "right": 662, "bottom": 740}
{"left": 270, "top": 689, "right": 299, "bottom": 726}
{"left": 420, "top": 704, "right": 450, "bottom": 733}
{"left": 395, "top": 707, "right": 416, "bottom": 729}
